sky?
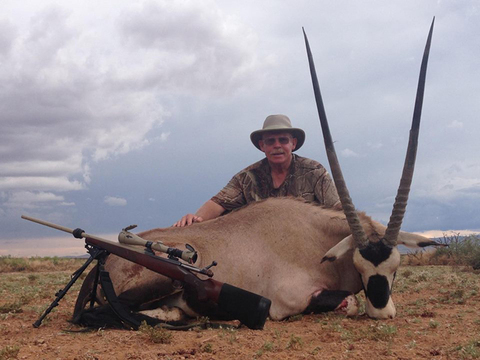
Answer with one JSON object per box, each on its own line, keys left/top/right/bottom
{"left": 1, "top": 0, "right": 479, "bottom": 256}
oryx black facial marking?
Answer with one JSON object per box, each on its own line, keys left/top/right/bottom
{"left": 366, "top": 274, "right": 390, "bottom": 309}
{"left": 359, "top": 240, "right": 393, "bottom": 267}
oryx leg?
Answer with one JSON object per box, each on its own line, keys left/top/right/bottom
{"left": 304, "top": 290, "right": 358, "bottom": 316}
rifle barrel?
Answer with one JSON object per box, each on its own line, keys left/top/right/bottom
{"left": 21, "top": 215, "right": 75, "bottom": 235}
{"left": 21, "top": 215, "right": 110, "bottom": 244}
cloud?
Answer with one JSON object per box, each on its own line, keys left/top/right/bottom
{"left": 447, "top": 120, "right": 464, "bottom": 129}
{"left": 158, "top": 132, "right": 170, "bottom": 142}
{"left": 2, "top": 191, "right": 70, "bottom": 209}
{"left": 116, "top": 0, "right": 263, "bottom": 95}
{"left": 0, "top": 5, "right": 163, "bottom": 198}
{"left": 0, "top": 2, "right": 265, "bottom": 216}
{"left": 0, "top": 19, "right": 16, "bottom": 57}
{"left": 0, "top": 177, "right": 84, "bottom": 192}
{"left": 341, "top": 148, "right": 360, "bottom": 158}
{"left": 104, "top": 196, "right": 127, "bottom": 207}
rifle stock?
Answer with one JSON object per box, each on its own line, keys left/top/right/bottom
{"left": 21, "top": 215, "right": 271, "bottom": 330}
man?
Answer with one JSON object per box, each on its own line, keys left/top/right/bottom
{"left": 173, "top": 114, "right": 340, "bottom": 227}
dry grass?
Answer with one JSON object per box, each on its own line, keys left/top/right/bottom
{"left": 0, "top": 256, "right": 86, "bottom": 273}
{"left": 0, "top": 259, "right": 479, "bottom": 359}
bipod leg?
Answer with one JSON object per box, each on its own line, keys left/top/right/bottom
{"left": 87, "top": 249, "right": 111, "bottom": 310}
{"left": 88, "top": 256, "right": 103, "bottom": 309}
{"left": 33, "top": 247, "right": 107, "bottom": 328}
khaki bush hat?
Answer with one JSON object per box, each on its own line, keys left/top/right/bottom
{"left": 250, "top": 114, "right": 305, "bottom": 151}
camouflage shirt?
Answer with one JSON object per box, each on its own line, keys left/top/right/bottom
{"left": 211, "top": 154, "right": 339, "bottom": 211}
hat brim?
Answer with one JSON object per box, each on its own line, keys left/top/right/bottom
{"left": 250, "top": 128, "right": 305, "bottom": 151}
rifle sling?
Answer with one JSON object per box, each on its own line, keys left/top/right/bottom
{"left": 98, "top": 268, "right": 142, "bottom": 330}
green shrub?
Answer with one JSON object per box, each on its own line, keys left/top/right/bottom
{"left": 286, "top": 334, "right": 303, "bottom": 350}
{"left": 0, "top": 345, "right": 20, "bottom": 360}
{"left": 138, "top": 321, "right": 172, "bottom": 344}
{"left": 433, "top": 234, "right": 480, "bottom": 269}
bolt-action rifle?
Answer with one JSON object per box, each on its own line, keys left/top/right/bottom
{"left": 21, "top": 215, "right": 271, "bottom": 330}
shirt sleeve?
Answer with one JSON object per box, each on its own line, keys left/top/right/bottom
{"left": 211, "top": 172, "right": 248, "bottom": 211}
{"left": 314, "top": 170, "right": 340, "bottom": 208}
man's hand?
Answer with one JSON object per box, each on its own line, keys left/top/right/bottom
{"left": 172, "top": 200, "right": 225, "bottom": 227}
{"left": 173, "top": 214, "right": 204, "bottom": 227}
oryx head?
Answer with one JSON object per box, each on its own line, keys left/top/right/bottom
{"left": 304, "top": 19, "right": 439, "bottom": 319}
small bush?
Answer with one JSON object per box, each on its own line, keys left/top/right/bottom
{"left": 256, "top": 341, "right": 276, "bottom": 357}
{"left": 432, "top": 234, "right": 480, "bottom": 269}
{"left": 0, "top": 301, "right": 24, "bottom": 314}
{"left": 428, "top": 319, "right": 439, "bottom": 329}
{"left": 202, "top": 343, "right": 213, "bottom": 353}
{"left": 364, "top": 323, "right": 398, "bottom": 341}
{"left": 138, "top": 321, "right": 173, "bottom": 344}
{"left": 219, "top": 327, "right": 237, "bottom": 344}
{"left": 286, "top": 334, "right": 303, "bottom": 350}
{"left": 286, "top": 314, "right": 303, "bottom": 322}
{"left": 0, "top": 345, "right": 20, "bottom": 360}
{"left": 452, "top": 339, "right": 480, "bottom": 359}
{"left": 403, "top": 250, "right": 436, "bottom": 266}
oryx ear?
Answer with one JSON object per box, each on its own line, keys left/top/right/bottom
{"left": 397, "top": 231, "right": 446, "bottom": 248}
{"left": 321, "top": 235, "right": 355, "bottom": 263}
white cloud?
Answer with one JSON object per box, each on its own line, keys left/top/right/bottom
{"left": 116, "top": 0, "right": 263, "bottom": 95}
{"left": 447, "top": 120, "right": 464, "bottom": 129}
{"left": 415, "top": 161, "right": 480, "bottom": 202}
{"left": 159, "top": 132, "right": 170, "bottom": 142}
{"left": 3, "top": 191, "right": 69, "bottom": 209}
{"left": 60, "top": 202, "right": 76, "bottom": 206}
{"left": 0, "top": 177, "right": 84, "bottom": 191}
{"left": 341, "top": 148, "right": 360, "bottom": 158}
{"left": 0, "top": 1, "right": 264, "bottom": 206}
{"left": 104, "top": 196, "right": 127, "bottom": 207}
{"left": 0, "top": 158, "right": 83, "bottom": 176}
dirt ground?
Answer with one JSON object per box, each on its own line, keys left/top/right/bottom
{"left": 1, "top": 265, "right": 479, "bottom": 360}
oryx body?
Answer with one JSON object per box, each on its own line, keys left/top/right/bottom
{"left": 73, "top": 198, "right": 435, "bottom": 322}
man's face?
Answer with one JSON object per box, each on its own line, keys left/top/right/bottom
{"left": 259, "top": 132, "right": 297, "bottom": 166}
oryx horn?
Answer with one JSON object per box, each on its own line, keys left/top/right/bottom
{"left": 303, "top": 28, "right": 368, "bottom": 248}
{"left": 383, "top": 18, "right": 435, "bottom": 246}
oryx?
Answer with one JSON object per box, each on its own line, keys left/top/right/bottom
{"left": 73, "top": 20, "right": 439, "bottom": 327}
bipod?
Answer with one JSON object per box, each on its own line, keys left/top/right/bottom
{"left": 33, "top": 246, "right": 108, "bottom": 328}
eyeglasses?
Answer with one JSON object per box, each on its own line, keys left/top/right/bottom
{"left": 261, "top": 136, "right": 292, "bottom": 146}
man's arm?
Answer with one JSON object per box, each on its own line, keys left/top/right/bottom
{"left": 314, "top": 169, "right": 341, "bottom": 208}
{"left": 173, "top": 166, "right": 252, "bottom": 227}
{"left": 173, "top": 200, "right": 225, "bottom": 227}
